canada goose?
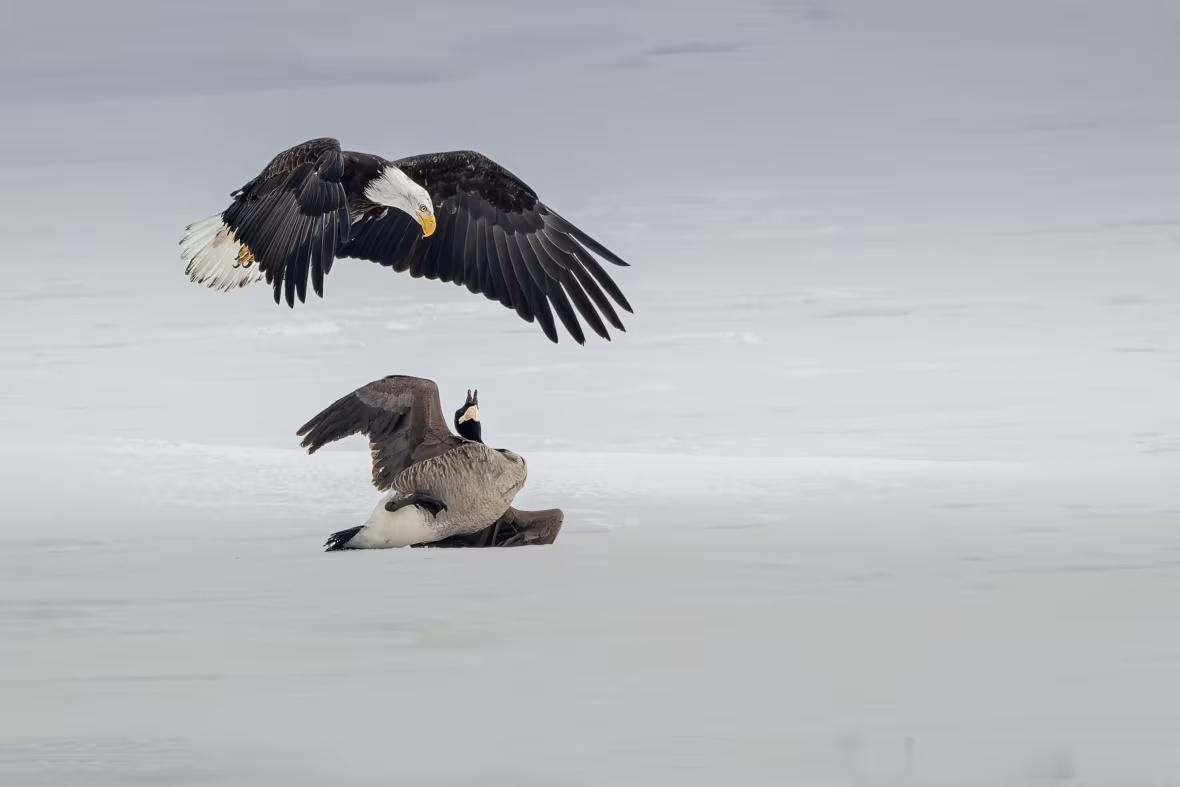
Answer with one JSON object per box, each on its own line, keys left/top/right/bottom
{"left": 180, "top": 138, "right": 633, "bottom": 344}
{"left": 297, "top": 376, "right": 528, "bottom": 550}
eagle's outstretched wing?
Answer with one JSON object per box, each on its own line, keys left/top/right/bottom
{"left": 183, "top": 137, "right": 351, "bottom": 306}
{"left": 340, "top": 150, "right": 633, "bottom": 344}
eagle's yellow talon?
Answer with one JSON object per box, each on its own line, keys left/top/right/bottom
{"left": 236, "top": 245, "right": 256, "bottom": 269}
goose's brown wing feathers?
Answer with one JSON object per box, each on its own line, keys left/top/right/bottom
{"left": 296, "top": 375, "right": 461, "bottom": 490}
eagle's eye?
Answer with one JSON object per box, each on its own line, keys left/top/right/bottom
{"left": 418, "top": 204, "right": 428, "bottom": 213}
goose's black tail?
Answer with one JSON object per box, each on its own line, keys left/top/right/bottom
{"left": 324, "top": 526, "right": 363, "bottom": 552}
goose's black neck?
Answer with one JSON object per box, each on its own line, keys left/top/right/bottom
{"left": 455, "top": 391, "right": 482, "bottom": 443}
{"left": 456, "top": 416, "right": 482, "bottom": 443}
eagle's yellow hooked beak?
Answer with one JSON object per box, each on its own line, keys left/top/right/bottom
{"left": 417, "top": 211, "right": 437, "bottom": 238}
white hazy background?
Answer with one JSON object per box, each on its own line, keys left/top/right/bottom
{"left": 2, "top": 1, "right": 1179, "bottom": 785}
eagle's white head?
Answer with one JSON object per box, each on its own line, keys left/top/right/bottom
{"left": 363, "top": 165, "right": 437, "bottom": 237}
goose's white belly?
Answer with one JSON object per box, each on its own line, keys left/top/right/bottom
{"left": 351, "top": 497, "right": 435, "bottom": 548}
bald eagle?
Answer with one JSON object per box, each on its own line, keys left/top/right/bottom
{"left": 180, "top": 138, "right": 633, "bottom": 344}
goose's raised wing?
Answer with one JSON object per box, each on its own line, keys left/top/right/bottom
{"left": 296, "top": 375, "right": 461, "bottom": 490}
{"left": 340, "top": 150, "right": 633, "bottom": 344}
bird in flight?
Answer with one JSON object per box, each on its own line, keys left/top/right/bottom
{"left": 181, "top": 138, "right": 634, "bottom": 344}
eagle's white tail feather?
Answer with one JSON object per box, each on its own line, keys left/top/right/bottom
{"left": 179, "top": 216, "right": 219, "bottom": 256}
{"left": 179, "top": 214, "right": 264, "bottom": 292}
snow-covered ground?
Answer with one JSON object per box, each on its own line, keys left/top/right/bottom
{"left": 3, "top": 1, "right": 1180, "bottom": 784}
{"left": 4, "top": 506, "right": 1179, "bottom": 786}
{"left": 3, "top": 276, "right": 1178, "bottom": 785}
